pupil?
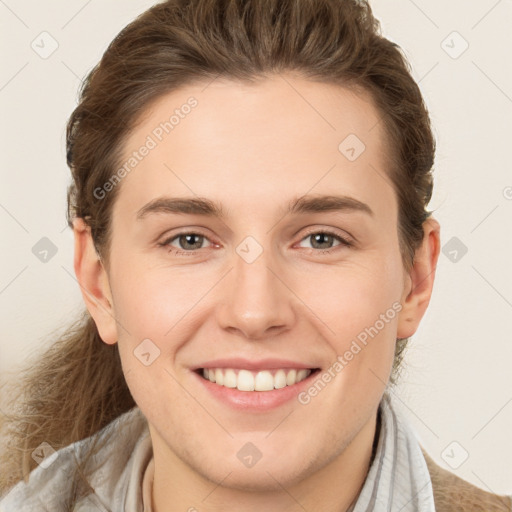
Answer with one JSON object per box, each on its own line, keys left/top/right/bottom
{"left": 182, "top": 234, "right": 202, "bottom": 250}
{"left": 313, "top": 233, "right": 331, "bottom": 249}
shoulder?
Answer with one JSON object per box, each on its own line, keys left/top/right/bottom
{"left": 0, "top": 406, "right": 149, "bottom": 512}
{"left": 421, "top": 446, "right": 512, "bottom": 512}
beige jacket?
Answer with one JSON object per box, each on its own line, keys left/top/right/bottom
{"left": 421, "top": 447, "right": 512, "bottom": 512}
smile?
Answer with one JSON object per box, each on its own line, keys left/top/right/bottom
{"left": 198, "top": 367, "right": 318, "bottom": 392}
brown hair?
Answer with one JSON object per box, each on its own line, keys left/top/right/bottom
{"left": 0, "top": 0, "right": 435, "bottom": 504}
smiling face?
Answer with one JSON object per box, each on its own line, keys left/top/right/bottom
{"left": 74, "top": 73, "right": 438, "bottom": 500}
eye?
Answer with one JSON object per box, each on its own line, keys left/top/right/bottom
{"left": 159, "top": 232, "right": 212, "bottom": 254}
{"left": 297, "top": 229, "right": 353, "bottom": 253}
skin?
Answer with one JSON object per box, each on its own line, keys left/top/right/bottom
{"left": 73, "top": 73, "right": 440, "bottom": 512}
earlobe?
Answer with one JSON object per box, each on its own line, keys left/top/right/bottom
{"left": 396, "top": 217, "right": 441, "bottom": 339}
{"left": 73, "top": 218, "right": 118, "bottom": 345}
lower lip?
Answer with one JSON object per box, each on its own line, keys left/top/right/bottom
{"left": 192, "top": 369, "right": 321, "bottom": 411}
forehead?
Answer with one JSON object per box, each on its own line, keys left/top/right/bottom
{"left": 112, "top": 73, "right": 395, "bottom": 224}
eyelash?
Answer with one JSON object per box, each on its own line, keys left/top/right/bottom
{"left": 158, "top": 228, "right": 353, "bottom": 257}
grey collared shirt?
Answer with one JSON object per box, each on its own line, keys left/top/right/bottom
{"left": 348, "top": 392, "right": 436, "bottom": 512}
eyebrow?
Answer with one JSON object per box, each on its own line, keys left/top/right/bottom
{"left": 136, "top": 193, "right": 374, "bottom": 220}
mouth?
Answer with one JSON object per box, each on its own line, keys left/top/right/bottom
{"left": 194, "top": 367, "right": 322, "bottom": 392}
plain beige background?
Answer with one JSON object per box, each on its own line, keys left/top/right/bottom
{"left": 0, "top": 0, "right": 511, "bottom": 494}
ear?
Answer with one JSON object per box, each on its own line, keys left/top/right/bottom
{"left": 73, "top": 218, "right": 118, "bottom": 345}
{"left": 397, "top": 217, "right": 441, "bottom": 339}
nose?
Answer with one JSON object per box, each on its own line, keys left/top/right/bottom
{"left": 216, "top": 245, "right": 296, "bottom": 341}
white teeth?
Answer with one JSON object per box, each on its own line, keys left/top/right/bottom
{"left": 200, "top": 367, "right": 313, "bottom": 391}
{"left": 297, "top": 369, "right": 308, "bottom": 381}
{"left": 286, "top": 369, "right": 297, "bottom": 386}
{"left": 274, "top": 369, "right": 287, "bottom": 389}
{"left": 254, "top": 371, "right": 274, "bottom": 391}
{"left": 223, "top": 369, "right": 237, "bottom": 388}
{"left": 237, "top": 370, "right": 255, "bottom": 391}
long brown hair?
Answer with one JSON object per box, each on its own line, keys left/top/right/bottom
{"left": 0, "top": 0, "right": 435, "bottom": 504}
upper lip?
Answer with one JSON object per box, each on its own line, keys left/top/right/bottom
{"left": 193, "top": 358, "right": 319, "bottom": 371}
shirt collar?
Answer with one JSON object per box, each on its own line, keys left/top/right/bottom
{"left": 348, "top": 392, "right": 436, "bottom": 512}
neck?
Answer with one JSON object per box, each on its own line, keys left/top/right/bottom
{"left": 149, "top": 410, "right": 379, "bottom": 512}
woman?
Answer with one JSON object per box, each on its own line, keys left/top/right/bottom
{"left": 1, "top": 0, "right": 511, "bottom": 510}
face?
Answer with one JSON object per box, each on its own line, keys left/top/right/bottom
{"left": 76, "top": 73, "right": 437, "bottom": 492}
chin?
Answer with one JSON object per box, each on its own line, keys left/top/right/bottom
{"left": 194, "top": 451, "right": 318, "bottom": 493}
{"left": 216, "top": 465, "right": 309, "bottom": 493}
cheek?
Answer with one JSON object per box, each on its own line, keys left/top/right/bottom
{"left": 110, "top": 258, "right": 201, "bottom": 337}
{"left": 298, "top": 254, "right": 404, "bottom": 396}
{"left": 108, "top": 265, "right": 192, "bottom": 408}
{"left": 302, "top": 253, "right": 403, "bottom": 337}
